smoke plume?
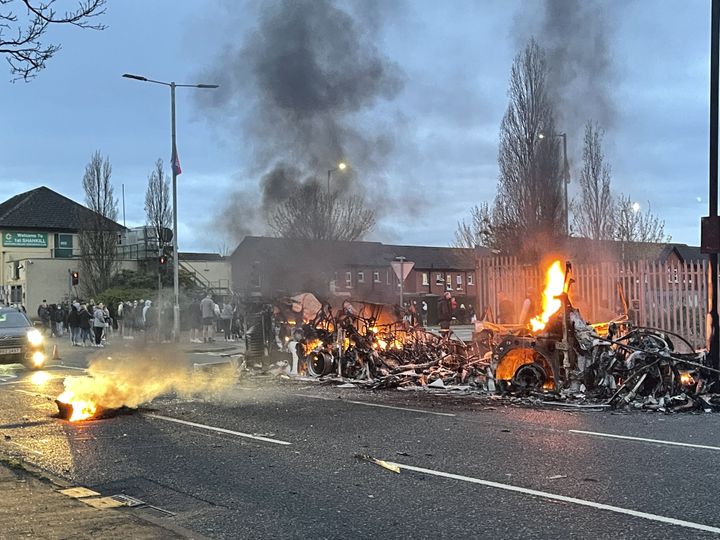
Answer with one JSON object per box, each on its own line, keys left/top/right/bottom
{"left": 60, "top": 349, "right": 235, "bottom": 410}
{"left": 513, "top": 0, "right": 617, "bottom": 136}
{"left": 198, "top": 0, "right": 404, "bottom": 241}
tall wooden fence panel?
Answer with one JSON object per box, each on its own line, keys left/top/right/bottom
{"left": 477, "top": 257, "right": 712, "bottom": 348}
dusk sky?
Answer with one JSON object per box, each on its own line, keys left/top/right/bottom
{"left": 0, "top": 0, "right": 712, "bottom": 252}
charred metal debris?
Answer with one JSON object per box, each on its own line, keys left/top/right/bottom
{"left": 249, "top": 263, "right": 720, "bottom": 413}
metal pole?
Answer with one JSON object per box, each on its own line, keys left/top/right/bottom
{"left": 562, "top": 133, "right": 569, "bottom": 236}
{"left": 708, "top": 0, "right": 720, "bottom": 370}
{"left": 122, "top": 183, "right": 126, "bottom": 228}
{"left": 327, "top": 169, "right": 331, "bottom": 196}
{"left": 397, "top": 256, "right": 405, "bottom": 307}
{"left": 171, "top": 82, "right": 180, "bottom": 341}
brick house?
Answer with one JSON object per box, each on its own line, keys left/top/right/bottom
{"left": 231, "top": 236, "right": 490, "bottom": 323}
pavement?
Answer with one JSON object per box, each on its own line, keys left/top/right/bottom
{"left": 2, "top": 332, "right": 720, "bottom": 539}
{"left": 0, "top": 458, "right": 189, "bottom": 539}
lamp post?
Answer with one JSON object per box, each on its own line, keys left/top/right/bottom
{"left": 122, "top": 73, "right": 219, "bottom": 341}
{"left": 538, "top": 132, "right": 570, "bottom": 235}
{"left": 326, "top": 161, "right": 347, "bottom": 196}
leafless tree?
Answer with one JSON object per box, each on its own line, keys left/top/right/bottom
{"left": 614, "top": 194, "right": 668, "bottom": 243}
{"left": 452, "top": 202, "right": 494, "bottom": 248}
{"left": 269, "top": 182, "right": 376, "bottom": 242}
{"left": 144, "top": 158, "right": 171, "bottom": 251}
{"left": 0, "top": 0, "right": 106, "bottom": 81}
{"left": 495, "top": 38, "right": 563, "bottom": 259}
{"left": 78, "top": 150, "right": 118, "bottom": 297}
{"left": 573, "top": 121, "right": 614, "bottom": 240}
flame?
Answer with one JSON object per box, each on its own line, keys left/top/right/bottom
{"left": 530, "top": 261, "right": 566, "bottom": 332}
{"left": 57, "top": 390, "right": 97, "bottom": 422}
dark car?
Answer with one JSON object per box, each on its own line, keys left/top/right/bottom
{"left": 0, "top": 308, "right": 46, "bottom": 369}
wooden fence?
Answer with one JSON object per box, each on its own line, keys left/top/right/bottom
{"left": 477, "top": 256, "right": 711, "bottom": 348}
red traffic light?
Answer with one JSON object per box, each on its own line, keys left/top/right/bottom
{"left": 159, "top": 256, "right": 167, "bottom": 265}
{"left": 71, "top": 271, "right": 79, "bottom": 286}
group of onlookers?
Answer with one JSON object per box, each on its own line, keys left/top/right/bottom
{"left": 187, "top": 293, "right": 244, "bottom": 343}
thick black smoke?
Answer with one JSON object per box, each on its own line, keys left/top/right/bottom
{"left": 198, "top": 0, "right": 404, "bottom": 240}
{"left": 513, "top": 0, "right": 617, "bottom": 138}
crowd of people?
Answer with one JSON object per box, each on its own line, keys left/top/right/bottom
{"left": 22, "top": 293, "right": 246, "bottom": 347}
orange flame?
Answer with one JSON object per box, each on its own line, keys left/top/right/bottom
{"left": 57, "top": 390, "right": 97, "bottom": 422}
{"left": 530, "top": 260, "right": 566, "bottom": 332}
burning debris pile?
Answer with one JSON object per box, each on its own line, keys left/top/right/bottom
{"left": 56, "top": 349, "right": 235, "bottom": 421}
{"left": 274, "top": 262, "right": 720, "bottom": 412}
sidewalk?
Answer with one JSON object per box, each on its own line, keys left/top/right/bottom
{"left": 0, "top": 459, "right": 190, "bottom": 539}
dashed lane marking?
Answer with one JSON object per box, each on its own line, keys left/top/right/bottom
{"left": 569, "top": 429, "right": 720, "bottom": 451}
{"left": 144, "top": 414, "right": 292, "bottom": 446}
{"left": 388, "top": 461, "right": 720, "bottom": 535}
{"left": 294, "top": 393, "right": 456, "bottom": 417}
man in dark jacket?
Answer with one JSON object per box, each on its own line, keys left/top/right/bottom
{"left": 437, "top": 291, "right": 453, "bottom": 338}
{"left": 68, "top": 304, "right": 81, "bottom": 346}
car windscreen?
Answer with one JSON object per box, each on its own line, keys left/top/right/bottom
{"left": 0, "top": 312, "right": 30, "bottom": 328}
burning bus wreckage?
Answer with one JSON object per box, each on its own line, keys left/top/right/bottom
{"left": 54, "top": 259, "right": 720, "bottom": 421}
{"left": 244, "top": 260, "right": 720, "bottom": 413}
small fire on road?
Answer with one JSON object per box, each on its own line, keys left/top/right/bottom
{"left": 55, "top": 391, "right": 97, "bottom": 422}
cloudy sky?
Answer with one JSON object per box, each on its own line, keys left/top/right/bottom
{"left": 0, "top": 0, "right": 712, "bottom": 252}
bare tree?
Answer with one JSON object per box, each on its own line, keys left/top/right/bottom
{"left": 494, "top": 38, "right": 563, "bottom": 259}
{"left": 573, "top": 121, "right": 614, "bottom": 240}
{"left": 144, "top": 158, "right": 171, "bottom": 251}
{"left": 78, "top": 150, "right": 118, "bottom": 297}
{"left": 614, "top": 194, "right": 668, "bottom": 243}
{"left": 452, "top": 202, "right": 494, "bottom": 248}
{"left": 269, "top": 182, "right": 375, "bottom": 242}
{"left": 0, "top": 0, "right": 106, "bottom": 81}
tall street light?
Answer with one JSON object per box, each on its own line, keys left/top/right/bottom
{"left": 327, "top": 161, "right": 347, "bottom": 196}
{"left": 122, "top": 73, "right": 219, "bottom": 341}
{"left": 538, "top": 132, "right": 570, "bottom": 235}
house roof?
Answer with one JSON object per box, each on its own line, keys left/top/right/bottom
{"left": 0, "top": 186, "right": 124, "bottom": 233}
{"left": 231, "top": 236, "right": 478, "bottom": 270}
{"left": 179, "top": 252, "right": 226, "bottom": 262}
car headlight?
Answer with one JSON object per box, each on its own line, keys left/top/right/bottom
{"left": 27, "top": 329, "right": 44, "bottom": 347}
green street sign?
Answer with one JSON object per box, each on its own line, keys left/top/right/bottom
{"left": 2, "top": 232, "right": 48, "bottom": 248}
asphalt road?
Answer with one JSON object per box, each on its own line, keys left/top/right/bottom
{"left": 2, "top": 337, "right": 720, "bottom": 539}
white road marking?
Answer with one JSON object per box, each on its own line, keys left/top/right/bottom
{"left": 7, "top": 441, "right": 43, "bottom": 455}
{"left": 14, "top": 389, "right": 54, "bottom": 399}
{"left": 49, "top": 365, "right": 88, "bottom": 372}
{"left": 294, "top": 394, "right": 456, "bottom": 417}
{"left": 569, "top": 429, "right": 720, "bottom": 451}
{"left": 388, "top": 461, "right": 720, "bottom": 535}
{"left": 144, "top": 414, "right": 292, "bottom": 446}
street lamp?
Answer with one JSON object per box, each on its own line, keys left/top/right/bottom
{"left": 538, "top": 132, "right": 570, "bottom": 235}
{"left": 122, "top": 73, "right": 219, "bottom": 341}
{"left": 327, "top": 161, "right": 347, "bottom": 196}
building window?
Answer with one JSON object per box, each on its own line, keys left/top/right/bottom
{"left": 346, "top": 271, "right": 352, "bottom": 287}
{"left": 373, "top": 271, "right": 380, "bottom": 283}
{"left": 467, "top": 273, "right": 474, "bottom": 286}
{"left": 422, "top": 272, "right": 429, "bottom": 286}
{"left": 445, "top": 274, "right": 452, "bottom": 291}
{"left": 456, "top": 274, "right": 463, "bottom": 290}
{"left": 357, "top": 271, "right": 365, "bottom": 283}
{"left": 436, "top": 273, "right": 444, "bottom": 285}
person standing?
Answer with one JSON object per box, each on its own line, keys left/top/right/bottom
{"left": 200, "top": 293, "right": 216, "bottom": 343}
{"left": 37, "top": 300, "right": 50, "bottom": 335}
{"left": 497, "top": 291, "right": 515, "bottom": 325}
{"left": 92, "top": 304, "right": 106, "bottom": 347}
{"left": 78, "top": 304, "right": 92, "bottom": 346}
{"left": 220, "top": 302, "right": 234, "bottom": 341}
{"left": 68, "top": 303, "right": 81, "bottom": 346}
{"left": 437, "top": 291, "right": 453, "bottom": 338}
{"left": 189, "top": 298, "right": 202, "bottom": 343}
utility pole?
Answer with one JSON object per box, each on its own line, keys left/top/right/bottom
{"left": 706, "top": 0, "right": 720, "bottom": 372}
{"left": 397, "top": 256, "right": 406, "bottom": 307}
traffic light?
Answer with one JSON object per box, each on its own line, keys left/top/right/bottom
{"left": 71, "top": 271, "right": 79, "bottom": 286}
{"left": 158, "top": 255, "right": 168, "bottom": 270}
